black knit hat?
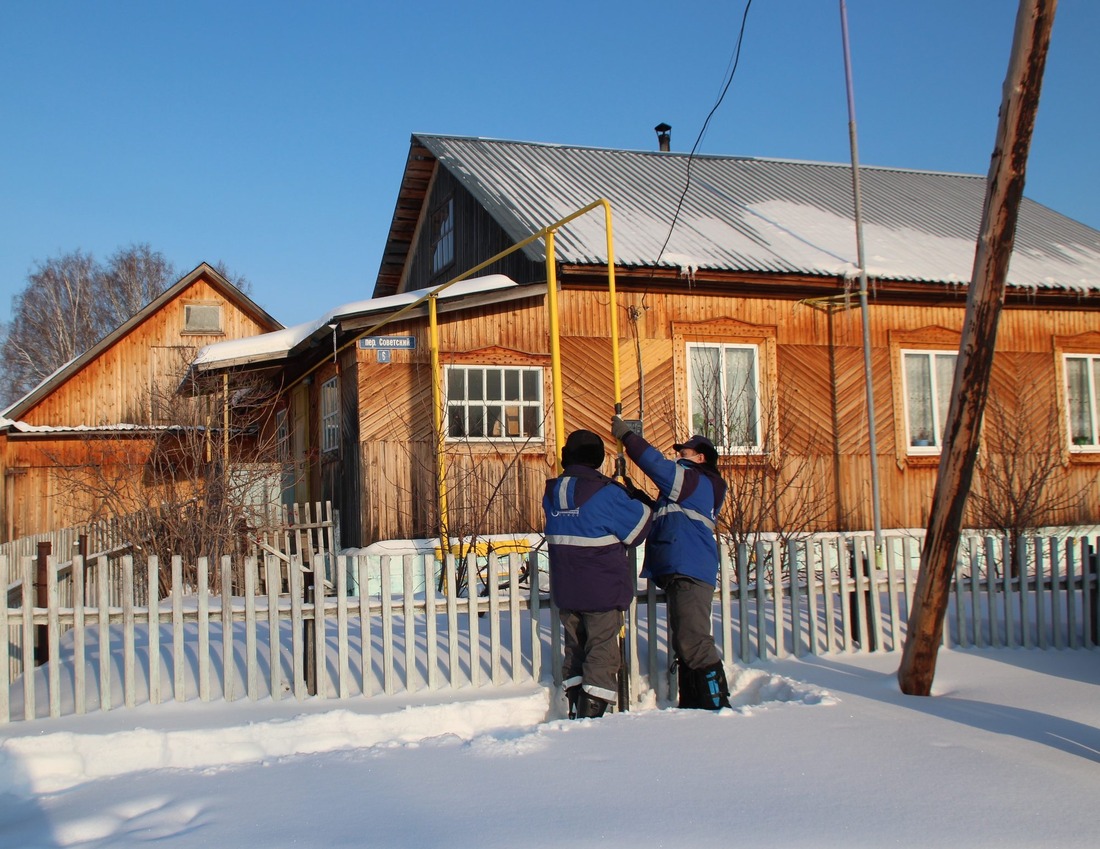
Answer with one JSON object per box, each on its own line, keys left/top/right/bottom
{"left": 561, "top": 429, "right": 605, "bottom": 468}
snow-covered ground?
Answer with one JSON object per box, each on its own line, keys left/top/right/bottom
{"left": 1, "top": 646, "right": 1097, "bottom": 848}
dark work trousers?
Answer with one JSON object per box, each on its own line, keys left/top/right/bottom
{"left": 559, "top": 609, "right": 623, "bottom": 703}
{"left": 663, "top": 576, "right": 722, "bottom": 670}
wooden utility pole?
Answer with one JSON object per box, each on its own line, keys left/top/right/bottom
{"left": 897, "top": 0, "right": 1057, "bottom": 696}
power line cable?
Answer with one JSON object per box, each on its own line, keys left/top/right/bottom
{"left": 653, "top": 0, "right": 754, "bottom": 269}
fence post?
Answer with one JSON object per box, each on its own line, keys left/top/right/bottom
{"left": 34, "top": 541, "right": 50, "bottom": 665}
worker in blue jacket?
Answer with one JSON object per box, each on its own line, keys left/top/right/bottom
{"left": 611, "top": 416, "right": 732, "bottom": 709}
{"left": 543, "top": 429, "right": 652, "bottom": 718}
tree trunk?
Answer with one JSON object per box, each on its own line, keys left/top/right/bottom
{"left": 897, "top": 0, "right": 1058, "bottom": 696}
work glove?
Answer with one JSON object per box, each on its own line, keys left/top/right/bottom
{"left": 611, "top": 415, "right": 632, "bottom": 442}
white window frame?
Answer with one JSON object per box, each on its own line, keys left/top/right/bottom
{"left": 321, "top": 377, "right": 339, "bottom": 453}
{"left": 445, "top": 365, "right": 543, "bottom": 442}
{"left": 1064, "top": 353, "right": 1100, "bottom": 450}
{"left": 901, "top": 349, "right": 957, "bottom": 454}
{"left": 686, "top": 341, "right": 760, "bottom": 453}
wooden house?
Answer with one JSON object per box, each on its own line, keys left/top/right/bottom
{"left": 192, "top": 135, "right": 1100, "bottom": 548}
{"left": 0, "top": 263, "right": 282, "bottom": 542}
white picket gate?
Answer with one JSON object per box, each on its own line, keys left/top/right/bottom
{"left": 2, "top": 531, "right": 1098, "bottom": 724}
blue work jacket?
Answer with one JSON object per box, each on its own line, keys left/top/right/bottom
{"left": 543, "top": 464, "right": 652, "bottom": 612}
{"left": 621, "top": 432, "right": 728, "bottom": 586}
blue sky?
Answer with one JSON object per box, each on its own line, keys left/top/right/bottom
{"left": 1, "top": 1, "right": 1096, "bottom": 327}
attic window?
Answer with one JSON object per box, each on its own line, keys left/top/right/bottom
{"left": 183, "top": 303, "right": 223, "bottom": 334}
{"left": 430, "top": 196, "right": 454, "bottom": 275}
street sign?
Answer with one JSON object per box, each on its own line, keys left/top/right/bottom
{"left": 358, "top": 336, "right": 417, "bottom": 350}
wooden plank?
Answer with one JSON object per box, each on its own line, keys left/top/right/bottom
{"left": 1051, "top": 537, "right": 1063, "bottom": 649}
{"left": 197, "top": 557, "right": 210, "bottom": 702}
{"left": 0, "top": 555, "right": 9, "bottom": 723}
{"left": 402, "top": 554, "right": 417, "bottom": 691}
{"left": 1036, "top": 540, "right": 1048, "bottom": 649}
{"left": 97, "top": 554, "right": 112, "bottom": 712}
{"left": 985, "top": 537, "right": 1000, "bottom": 646}
{"left": 172, "top": 556, "right": 185, "bottom": 701}
{"left": 312, "top": 554, "right": 327, "bottom": 699}
{"left": 425, "top": 555, "right": 439, "bottom": 690}
{"left": 837, "top": 537, "right": 853, "bottom": 653}
{"left": 822, "top": 539, "right": 838, "bottom": 655}
{"left": 529, "top": 553, "right": 542, "bottom": 688}
{"left": 147, "top": 556, "right": 160, "bottom": 706}
{"left": 47, "top": 554, "right": 61, "bottom": 718}
{"left": 719, "top": 542, "right": 733, "bottom": 661}
{"left": 289, "top": 555, "right": 304, "bottom": 699}
{"left": 21, "top": 558, "right": 35, "bottom": 721}
{"left": 771, "top": 539, "right": 785, "bottom": 658}
{"left": 1066, "top": 539, "right": 1079, "bottom": 650}
{"left": 467, "top": 557, "right": 481, "bottom": 688}
{"left": 1017, "top": 538, "right": 1032, "bottom": 648}
{"left": 508, "top": 553, "right": 522, "bottom": 683}
{"left": 446, "top": 555, "right": 460, "bottom": 689}
{"left": 806, "top": 539, "right": 821, "bottom": 655}
{"left": 1002, "top": 537, "right": 1015, "bottom": 647}
{"left": 755, "top": 541, "right": 769, "bottom": 661}
{"left": 357, "top": 556, "right": 373, "bottom": 696}
{"left": 885, "top": 537, "right": 902, "bottom": 650}
{"left": 789, "top": 539, "right": 802, "bottom": 657}
{"left": 74, "top": 555, "right": 87, "bottom": 714}
{"left": 244, "top": 557, "right": 259, "bottom": 700}
{"left": 381, "top": 556, "right": 395, "bottom": 694}
{"left": 737, "top": 544, "right": 751, "bottom": 662}
{"left": 487, "top": 553, "right": 502, "bottom": 685}
{"left": 122, "top": 556, "right": 136, "bottom": 708}
{"left": 220, "top": 555, "right": 234, "bottom": 702}
{"left": 336, "top": 553, "right": 350, "bottom": 699}
{"left": 266, "top": 556, "right": 282, "bottom": 700}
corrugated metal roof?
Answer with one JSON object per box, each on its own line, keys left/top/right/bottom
{"left": 414, "top": 134, "right": 1100, "bottom": 292}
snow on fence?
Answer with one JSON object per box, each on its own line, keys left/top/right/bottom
{"left": 2, "top": 531, "right": 1098, "bottom": 724}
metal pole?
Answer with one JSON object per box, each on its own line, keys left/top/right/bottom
{"left": 839, "top": 0, "right": 883, "bottom": 549}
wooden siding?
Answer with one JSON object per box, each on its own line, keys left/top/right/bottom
{"left": 337, "top": 279, "right": 1100, "bottom": 546}
{"left": 402, "top": 168, "right": 544, "bottom": 293}
{"left": 17, "top": 276, "right": 273, "bottom": 427}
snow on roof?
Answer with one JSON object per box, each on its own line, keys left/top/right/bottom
{"left": 194, "top": 274, "right": 518, "bottom": 369}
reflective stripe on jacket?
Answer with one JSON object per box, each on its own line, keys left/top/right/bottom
{"left": 621, "top": 432, "right": 727, "bottom": 586}
{"left": 543, "top": 464, "right": 651, "bottom": 612}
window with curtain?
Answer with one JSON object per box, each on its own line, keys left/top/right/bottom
{"left": 687, "top": 342, "right": 759, "bottom": 452}
{"left": 902, "top": 350, "right": 957, "bottom": 451}
{"left": 1064, "top": 354, "right": 1100, "bottom": 449}
{"left": 445, "top": 365, "right": 543, "bottom": 441}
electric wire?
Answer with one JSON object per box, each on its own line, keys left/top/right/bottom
{"left": 652, "top": 0, "right": 754, "bottom": 271}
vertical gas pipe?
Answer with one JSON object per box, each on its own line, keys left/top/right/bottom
{"left": 545, "top": 230, "right": 566, "bottom": 472}
{"left": 429, "top": 295, "right": 450, "bottom": 564}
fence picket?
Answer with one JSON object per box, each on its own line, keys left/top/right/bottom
{"left": 148, "top": 556, "right": 160, "bottom": 706}
{"left": 74, "top": 555, "right": 87, "bottom": 714}
{"left": 97, "top": 555, "right": 111, "bottom": 713}
{"left": 0, "top": 555, "right": 9, "bottom": 723}
{"left": 172, "top": 556, "right": 185, "bottom": 701}
{"left": 220, "top": 556, "right": 234, "bottom": 702}
{"left": 4, "top": 529, "right": 1100, "bottom": 726}
{"left": 197, "top": 557, "right": 210, "bottom": 702}
{"left": 123, "top": 556, "right": 136, "bottom": 708}
{"left": 47, "top": 555, "right": 61, "bottom": 718}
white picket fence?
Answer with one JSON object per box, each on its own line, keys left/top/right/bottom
{"left": 2, "top": 531, "right": 1098, "bottom": 724}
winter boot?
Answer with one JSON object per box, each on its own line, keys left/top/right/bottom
{"left": 692, "top": 661, "right": 732, "bottom": 710}
{"left": 565, "top": 685, "right": 581, "bottom": 719}
{"left": 676, "top": 659, "right": 699, "bottom": 709}
{"left": 575, "top": 689, "right": 610, "bottom": 718}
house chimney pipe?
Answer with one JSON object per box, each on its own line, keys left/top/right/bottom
{"left": 655, "top": 122, "right": 671, "bottom": 151}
